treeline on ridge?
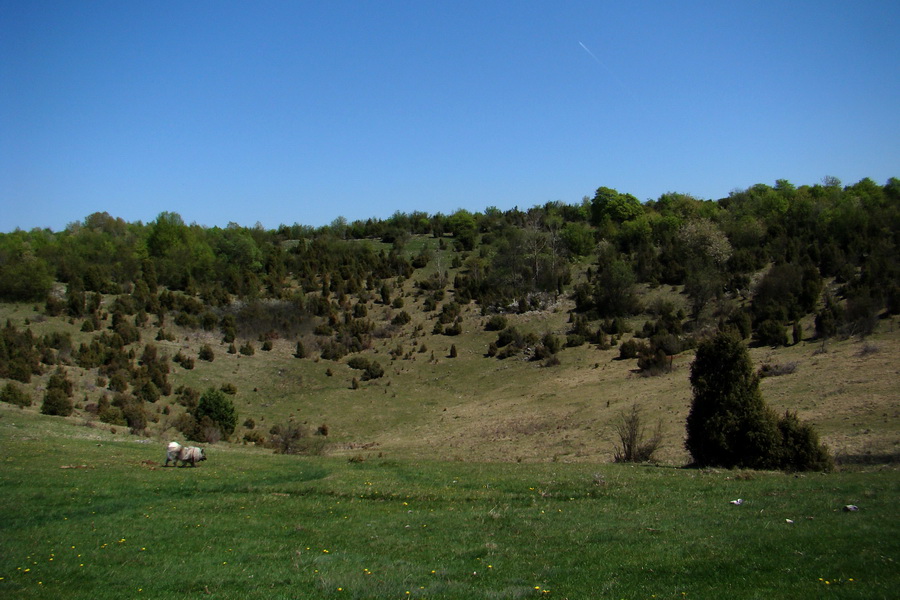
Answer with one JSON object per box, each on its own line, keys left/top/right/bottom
{"left": 0, "top": 177, "right": 896, "bottom": 379}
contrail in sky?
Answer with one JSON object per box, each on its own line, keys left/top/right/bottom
{"left": 579, "top": 41, "right": 605, "bottom": 67}
{"left": 579, "top": 41, "right": 631, "bottom": 96}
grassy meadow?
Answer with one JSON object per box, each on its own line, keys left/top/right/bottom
{"left": 1, "top": 407, "right": 898, "bottom": 600}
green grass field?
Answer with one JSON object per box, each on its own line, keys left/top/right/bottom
{"left": 2, "top": 407, "right": 897, "bottom": 599}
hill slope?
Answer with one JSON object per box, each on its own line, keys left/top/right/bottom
{"left": 2, "top": 279, "right": 897, "bottom": 465}
{"left": 2, "top": 177, "right": 899, "bottom": 464}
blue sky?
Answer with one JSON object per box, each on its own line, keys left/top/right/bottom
{"left": 2, "top": 1, "right": 898, "bottom": 232}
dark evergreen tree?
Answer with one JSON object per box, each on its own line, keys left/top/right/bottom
{"left": 592, "top": 259, "right": 640, "bottom": 317}
{"left": 193, "top": 388, "right": 237, "bottom": 440}
{"left": 775, "top": 411, "right": 833, "bottom": 471}
{"left": 41, "top": 388, "right": 73, "bottom": 417}
{"left": 685, "top": 333, "right": 781, "bottom": 469}
{"left": 46, "top": 367, "right": 74, "bottom": 398}
{"left": 198, "top": 344, "right": 215, "bottom": 361}
{"left": 1, "top": 382, "right": 32, "bottom": 407}
{"left": 0, "top": 322, "right": 41, "bottom": 383}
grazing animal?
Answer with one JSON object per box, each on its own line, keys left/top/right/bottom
{"left": 164, "top": 441, "right": 207, "bottom": 467}
{"left": 165, "top": 442, "right": 182, "bottom": 466}
{"left": 178, "top": 445, "right": 206, "bottom": 467}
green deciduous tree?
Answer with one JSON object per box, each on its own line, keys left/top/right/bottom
{"left": 591, "top": 187, "right": 643, "bottom": 225}
{"left": 448, "top": 209, "right": 477, "bottom": 251}
{"left": 677, "top": 219, "right": 733, "bottom": 317}
{"left": 560, "top": 221, "right": 595, "bottom": 257}
{"left": 0, "top": 249, "right": 54, "bottom": 301}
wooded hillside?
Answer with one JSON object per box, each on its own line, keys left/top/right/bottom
{"left": 1, "top": 177, "right": 898, "bottom": 463}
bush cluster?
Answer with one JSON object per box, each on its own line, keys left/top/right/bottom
{"left": 173, "top": 351, "right": 195, "bottom": 370}
{"left": 346, "top": 356, "right": 384, "bottom": 380}
{"left": 197, "top": 344, "right": 215, "bottom": 361}
{"left": 1, "top": 382, "right": 31, "bottom": 407}
{"left": 267, "top": 422, "right": 326, "bottom": 455}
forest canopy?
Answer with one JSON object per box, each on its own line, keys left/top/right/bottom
{"left": 0, "top": 177, "right": 897, "bottom": 347}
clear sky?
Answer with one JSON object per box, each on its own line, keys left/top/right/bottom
{"left": 2, "top": 1, "right": 898, "bottom": 233}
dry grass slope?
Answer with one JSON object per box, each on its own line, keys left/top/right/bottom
{"left": 2, "top": 284, "right": 898, "bottom": 466}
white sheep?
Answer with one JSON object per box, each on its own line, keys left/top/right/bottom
{"left": 164, "top": 441, "right": 207, "bottom": 467}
